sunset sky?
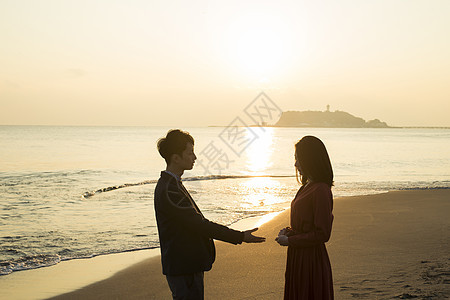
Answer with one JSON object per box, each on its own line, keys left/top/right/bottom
{"left": 1, "top": 0, "right": 449, "bottom": 127}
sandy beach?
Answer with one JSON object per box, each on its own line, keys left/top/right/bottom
{"left": 4, "top": 189, "right": 449, "bottom": 299}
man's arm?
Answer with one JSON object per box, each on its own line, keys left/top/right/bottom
{"left": 165, "top": 178, "right": 265, "bottom": 244}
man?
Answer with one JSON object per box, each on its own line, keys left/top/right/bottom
{"left": 154, "top": 129, "right": 265, "bottom": 299}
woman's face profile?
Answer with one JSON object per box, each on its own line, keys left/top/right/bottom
{"left": 294, "top": 152, "right": 303, "bottom": 175}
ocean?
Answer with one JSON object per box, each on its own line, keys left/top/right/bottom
{"left": 1, "top": 126, "right": 449, "bottom": 276}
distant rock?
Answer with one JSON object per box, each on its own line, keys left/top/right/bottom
{"left": 274, "top": 110, "right": 390, "bottom": 128}
{"left": 365, "top": 118, "right": 389, "bottom": 128}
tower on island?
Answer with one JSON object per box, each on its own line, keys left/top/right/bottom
{"left": 326, "top": 104, "right": 330, "bottom": 112}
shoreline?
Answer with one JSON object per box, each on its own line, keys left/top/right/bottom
{"left": 2, "top": 189, "right": 449, "bottom": 299}
{"left": 0, "top": 248, "right": 161, "bottom": 300}
{"left": 0, "top": 212, "right": 280, "bottom": 300}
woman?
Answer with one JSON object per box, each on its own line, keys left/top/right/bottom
{"left": 276, "top": 136, "right": 334, "bottom": 299}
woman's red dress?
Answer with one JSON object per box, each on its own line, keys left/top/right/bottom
{"left": 284, "top": 182, "right": 334, "bottom": 300}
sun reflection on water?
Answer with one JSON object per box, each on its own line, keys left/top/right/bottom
{"left": 244, "top": 127, "right": 275, "bottom": 174}
{"left": 239, "top": 177, "right": 283, "bottom": 208}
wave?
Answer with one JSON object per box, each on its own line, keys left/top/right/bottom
{"left": 0, "top": 254, "right": 62, "bottom": 276}
{"left": 398, "top": 186, "right": 450, "bottom": 191}
{"left": 0, "top": 169, "right": 103, "bottom": 187}
{"left": 81, "top": 174, "right": 295, "bottom": 198}
{"left": 0, "top": 247, "right": 159, "bottom": 276}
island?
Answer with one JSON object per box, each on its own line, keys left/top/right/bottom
{"left": 274, "top": 106, "right": 390, "bottom": 128}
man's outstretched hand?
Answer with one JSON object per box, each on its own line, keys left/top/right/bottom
{"left": 243, "top": 228, "right": 266, "bottom": 243}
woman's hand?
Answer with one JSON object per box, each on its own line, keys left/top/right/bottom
{"left": 278, "top": 227, "right": 289, "bottom": 235}
{"left": 278, "top": 227, "right": 288, "bottom": 236}
{"left": 278, "top": 227, "right": 293, "bottom": 237}
{"left": 275, "top": 234, "right": 289, "bottom": 246}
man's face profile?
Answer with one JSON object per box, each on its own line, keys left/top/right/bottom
{"left": 173, "top": 143, "right": 196, "bottom": 171}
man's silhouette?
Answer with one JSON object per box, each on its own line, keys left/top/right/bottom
{"left": 154, "top": 129, "right": 265, "bottom": 299}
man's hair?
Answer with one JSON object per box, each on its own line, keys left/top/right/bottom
{"left": 295, "top": 135, "right": 334, "bottom": 187}
{"left": 157, "top": 129, "right": 194, "bottom": 164}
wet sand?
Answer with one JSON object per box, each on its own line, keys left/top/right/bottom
{"left": 15, "top": 189, "right": 450, "bottom": 299}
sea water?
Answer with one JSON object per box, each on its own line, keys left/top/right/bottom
{"left": 1, "top": 126, "right": 449, "bottom": 275}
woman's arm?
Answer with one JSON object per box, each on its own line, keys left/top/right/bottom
{"left": 287, "top": 187, "right": 333, "bottom": 248}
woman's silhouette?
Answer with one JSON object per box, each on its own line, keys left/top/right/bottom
{"left": 276, "top": 136, "right": 334, "bottom": 299}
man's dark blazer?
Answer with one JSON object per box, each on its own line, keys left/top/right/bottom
{"left": 154, "top": 171, "right": 244, "bottom": 275}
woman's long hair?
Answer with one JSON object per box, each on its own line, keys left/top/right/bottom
{"left": 295, "top": 136, "right": 334, "bottom": 187}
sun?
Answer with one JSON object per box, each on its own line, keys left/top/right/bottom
{"left": 225, "top": 13, "right": 291, "bottom": 79}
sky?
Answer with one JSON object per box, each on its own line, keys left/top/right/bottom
{"left": 1, "top": 0, "right": 449, "bottom": 127}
